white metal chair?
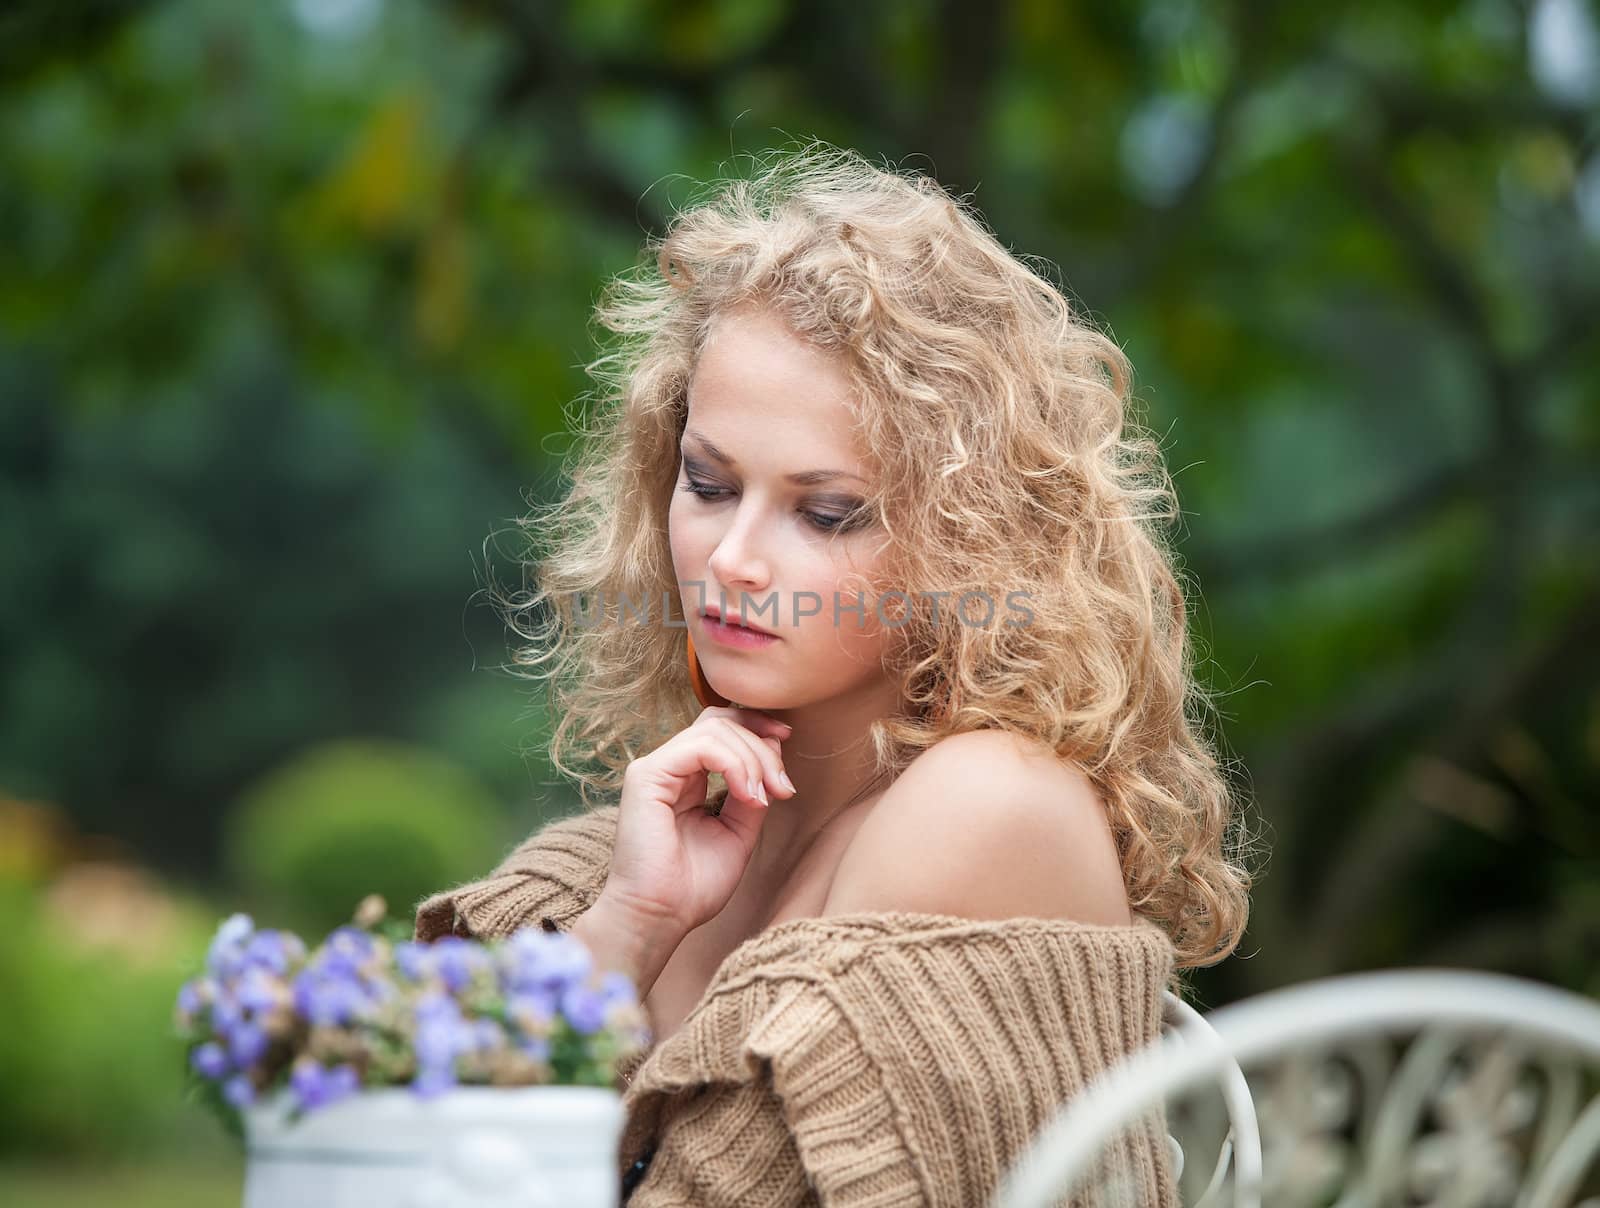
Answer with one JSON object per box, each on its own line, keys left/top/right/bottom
{"left": 993, "top": 970, "right": 1600, "bottom": 1207}
{"left": 1157, "top": 988, "right": 1263, "bottom": 1200}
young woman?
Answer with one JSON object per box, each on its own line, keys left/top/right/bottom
{"left": 416, "top": 142, "right": 1253, "bottom": 1206}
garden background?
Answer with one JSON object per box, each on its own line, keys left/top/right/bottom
{"left": 2, "top": 0, "right": 1596, "bottom": 1201}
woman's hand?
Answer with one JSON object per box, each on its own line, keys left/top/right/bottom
{"left": 598, "top": 706, "right": 797, "bottom": 939}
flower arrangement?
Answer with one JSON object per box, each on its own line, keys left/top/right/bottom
{"left": 173, "top": 896, "right": 651, "bottom": 1128}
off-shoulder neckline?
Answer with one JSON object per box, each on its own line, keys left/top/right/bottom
{"left": 569, "top": 806, "right": 1174, "bottom": 955}
{"left": 706, "top": 908, "right": 1174, "bottom": 977}
{"left": 756, "top": 908, "right": 1168, "bottom": 938}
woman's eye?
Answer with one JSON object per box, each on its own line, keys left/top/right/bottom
{"left": 805, "top": 511, "right": 851, "bottom": 532}
{"left": 681, "top": 478, "right": 867, "bottom": 534}
{"left": 679, "top": 479, "right": 728, "bottom": 501}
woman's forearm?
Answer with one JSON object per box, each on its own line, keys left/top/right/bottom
{"left": 568, "top": 891, "right": 687, "bottom": 1003}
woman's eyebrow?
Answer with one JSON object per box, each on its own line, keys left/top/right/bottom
{"left": 681, "top": 431, "right": 866, "bottom": 486}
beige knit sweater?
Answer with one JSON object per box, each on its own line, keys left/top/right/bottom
{"left": 415, "top": 803, "right": 1181, "bottom": 1207}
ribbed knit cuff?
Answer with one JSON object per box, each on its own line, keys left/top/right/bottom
{"left": 411, "top": 805, "right": 620, "bottom": 942}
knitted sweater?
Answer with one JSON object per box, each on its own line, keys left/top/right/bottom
{"left": 414, "top": 803, "right": 1181, "bottom": 1207}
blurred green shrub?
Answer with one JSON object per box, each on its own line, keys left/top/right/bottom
{"left": 0, "top": 873, "right": 216, "bottom": 1159}
{"left": 224, "top": 739, "right": 508, "bottom": 938}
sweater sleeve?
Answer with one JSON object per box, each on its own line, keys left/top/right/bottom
{"left": 411, "top": 804, "right": 621, "bottom": 942}
{"left": 615, "top": 913, "right": 1181, "bottom": 1208}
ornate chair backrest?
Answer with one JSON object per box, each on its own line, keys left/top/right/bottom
{"left": 993, "top": 970, "right": 1600, "bottom": 1208}
{"left": 1159, "top": 988, "right": 1264, "bottom": 1204}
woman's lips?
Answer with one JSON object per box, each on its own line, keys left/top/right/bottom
{"left": 700, "top": 612, "right": 780, "bottom": 649}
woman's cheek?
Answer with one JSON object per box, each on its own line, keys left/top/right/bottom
{"left": 667, "top": 513, "right": 713, "bottom": 600}
{"left": 805, "top": 574, "right": 884, "bottom": 657}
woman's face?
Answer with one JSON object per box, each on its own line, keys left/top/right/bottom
{"left": 669, "top": 305, "right": 895, "bottom": 712}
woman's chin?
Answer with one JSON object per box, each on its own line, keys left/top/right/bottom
{"left": 703, "top": 677, "right": 791, "bottom": 712}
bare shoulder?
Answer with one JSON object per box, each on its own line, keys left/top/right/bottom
{"left": 820, "top": 730, "right": 1132, "bottom": 927}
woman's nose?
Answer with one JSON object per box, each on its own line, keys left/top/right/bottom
{"left": 706, "top": 508, "right": 770, "bottom": 592}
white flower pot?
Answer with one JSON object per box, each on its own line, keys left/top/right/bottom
{"left": 243, "top": 1085, "right": 627, "bottom": 1208}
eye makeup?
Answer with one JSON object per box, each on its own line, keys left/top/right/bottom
{"left": 677, "top": 459, "right": 873, "bottom": 534}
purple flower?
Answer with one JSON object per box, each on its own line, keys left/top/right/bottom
{"left": 225, "top": 1020, "right": 269, "bottom": 1067}
{"left": 413, "top": 992, "right": 478, "bottom": 1069}
{"left": 176, "top": 979, "right": 208, "bottom": 1016}
{"left": 235, "top": 967, "right": 284, "bottom": 1014}
{"left": 211, "top": 990, "right": 245, "bottom": 1034}
{"left": 560, "top": 983, "right": 609, "bottom": 1036}
{"left": 206, "top": 913, "right": 254, "bottom": 979}
{"left": 413, "top": 989, "right": 462, "bottom": 1025}
{"left": 555, "top": 968, "right": 637, "bottom": 1036}
{"left": 430, "top": 936, "right": 490, "bottom": 992}
{"left": 291, "top": 947, "right": 387, "bottom": 1017}
{"left": 292, "top": 966, "right": 358, "bottom": 1024}
{"left": 289, "top": 1059, "right": 361, "bottom": 1112}
{"left": 507, "top": 988, "right": 557, "bottom": 1032}
{"left": 411, "top": 1064, "right": 456, "bottom": 1098}
{"left": 519, "top": 1035, "right": 551, "bottom": 1063}
{"left": 222, "top": 1073, "right": 256, "bottom": 1108}
{"left": 394, "top": 942, "right": 431, "bottom": 982}
{"left": 319, "top": 927, "right": 376, "bottom": 977}
{"left": 472, "top": 1018, "right": 504, "bottom": 1051}
{"left": 597, "top": 970, "right": 638, "bottom": 1009}
{"left": 190, "top": 1041, "right": 229, "bottom": 1080}
{"left": 497, "top": 930, "right": 592, "bottom": 996}
{"left": 242, "top": 929, "right": 302, "bottom": 976}
{"left": 411, "top": 991, "right": 482, "bottom": 1096}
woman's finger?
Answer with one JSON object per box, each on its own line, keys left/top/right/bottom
{"left": 698, "top": 704, "right": 793, "bottom": 741}
{"left": 682, "top": 730, "right": 768, "bottom": 808}
{"left": 713, "top": 717, "right": 795, "bottom": 799}
{"left": 635, "top": 727, "right": 754, "bottom": 810}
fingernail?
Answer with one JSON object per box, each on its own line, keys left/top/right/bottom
{"left": 757, "top": 782, "right": 769, "bottom": 806}
{"left": 780, "top": 772, "right": 796, "bottom": 793}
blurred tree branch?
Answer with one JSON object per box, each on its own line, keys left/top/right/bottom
{"left": 1299, "top": 579, "right": 1600, "bottom": 974}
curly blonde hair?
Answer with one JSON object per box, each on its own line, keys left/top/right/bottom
{"left": 495, "top": 140, "right": 1254, "bottom": 972}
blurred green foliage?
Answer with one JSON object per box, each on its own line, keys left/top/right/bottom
{"left": 225, "top": 739, "right": 509, "bottom": 937}
{"left": 0, "top": 0, "right": 1597, "bottom": 1187}
{"left": 0, "top": 0, "right": 1592, "bottom": 980}
{"left": 0, "top": 1162, "right": 241, "bottom": 1208}
{"left": 0, "top": 869, "right": 218, "bottom": 1160}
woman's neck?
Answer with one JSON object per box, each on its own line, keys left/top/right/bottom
{"left": 736, "top": 677, "right": 906, "bottom": 896}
